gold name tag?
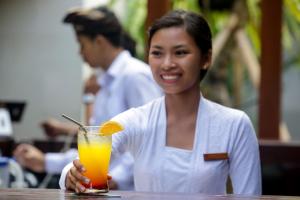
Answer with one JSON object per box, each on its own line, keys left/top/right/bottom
{"left": 203, "top": 153, "right": 229, "bottom": 161}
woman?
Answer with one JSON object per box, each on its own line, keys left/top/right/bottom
{"left": 60, "top": 9, "right": 261, "bottom": 195}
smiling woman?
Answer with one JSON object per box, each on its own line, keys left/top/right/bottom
{"left": 60, "top": 9, "right": 261, "bottom": 195}
{"left": 148, "top": 26, "right": 206, "bottom": 95}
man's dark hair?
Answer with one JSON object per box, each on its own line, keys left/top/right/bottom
{"left": 121, "top": 31, "right": 136, "bottom": 57}
{"left": 63, "top": 6, "right": 122, "bottom": 47}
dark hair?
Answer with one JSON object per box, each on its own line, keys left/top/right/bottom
{"left": 121, "top": 31, "right": 137, "bottom": 57}
{"left": 148, "top": 9, "right": 212, "bottom": 81}
{"left": 63, "top": 6, "right": 122, "bottom": 47}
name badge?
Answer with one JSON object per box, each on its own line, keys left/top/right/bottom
{"left": 203, "top": 152, "right": 228, "bottom": 161}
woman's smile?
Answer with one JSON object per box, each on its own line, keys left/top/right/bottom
{"left": 161, "top": 73, "right": 181, "bottom": 83}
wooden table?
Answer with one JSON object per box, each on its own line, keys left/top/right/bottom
{"left": 1, "top": 189, "right": 300, "bottom": 200}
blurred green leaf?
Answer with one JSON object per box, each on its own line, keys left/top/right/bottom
{"left": 107, "top": 0, "right": 300, "bottom": 69}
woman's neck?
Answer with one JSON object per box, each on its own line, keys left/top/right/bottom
{"left": 165, "top": 87, "right": 201, "bottom": 119}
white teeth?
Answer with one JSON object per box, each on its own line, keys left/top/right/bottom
{"left": 162, "top": 75, "right": 179, "bottom": 80}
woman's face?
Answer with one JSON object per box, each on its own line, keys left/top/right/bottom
{"left": 148, "top": 26, "right": 208, "bottom": 95}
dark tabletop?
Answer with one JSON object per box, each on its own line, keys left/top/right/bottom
{"left": 0, "top": 189, "right": 300, "bottom": 200}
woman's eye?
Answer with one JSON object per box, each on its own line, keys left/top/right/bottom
{"left": 176, "top": 50, "right": 188, "bottom": 56}
{"left": 150, "top": 51, "right": 162, "bottom": 57}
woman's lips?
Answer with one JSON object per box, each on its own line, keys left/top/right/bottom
{"left": 161, "top": 74, "right": 181, "bottom": 83}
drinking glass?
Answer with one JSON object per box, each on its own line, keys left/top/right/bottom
{"left": 77, "top": 126, "right": 112, "bottom": 193}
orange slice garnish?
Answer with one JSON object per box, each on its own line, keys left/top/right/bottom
{"left": 99, "top": 121, "right": 124, "bottom": 136}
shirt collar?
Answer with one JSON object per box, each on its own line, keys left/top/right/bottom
{"left": 98, "top": 50, "right": 130, "bottom": 87}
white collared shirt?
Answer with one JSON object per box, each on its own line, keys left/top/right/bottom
{"left": 111, "top": 96, "right": 261, "bottom": 195}
{"left": 90, "top": 50, "right": 162, "bottom": 126}
{"left": 45, "top": 149, "right": 78, "bottom": 174}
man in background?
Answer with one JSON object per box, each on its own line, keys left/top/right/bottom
{"left": 14, "top": 5, "right": 162, "bottom": 190}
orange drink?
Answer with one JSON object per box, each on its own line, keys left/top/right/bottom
{"left": 77, "top": 126, "right": 112, "bottom": 193}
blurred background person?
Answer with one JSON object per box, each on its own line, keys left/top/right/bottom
{"left": 13, "top": 5, "right": 162, "bottom": 190}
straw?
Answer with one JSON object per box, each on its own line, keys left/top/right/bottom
{"left": 61, "top": 114, "right": 89, "bottom": 144}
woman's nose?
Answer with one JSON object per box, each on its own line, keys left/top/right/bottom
{"left": 161, "top": 55, "right": 175, "bottom": 70}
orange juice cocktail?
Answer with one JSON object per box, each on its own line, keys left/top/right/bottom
{"left": 77, "top": 126, "right": 112, "bottom": 192}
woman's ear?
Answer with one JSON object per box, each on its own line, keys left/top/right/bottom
{"left": 202, "top": 49, "right": 212, "bottom": 70}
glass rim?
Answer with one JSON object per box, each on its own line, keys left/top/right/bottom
{"left": 79, "top": 125, "right": 101, "bottom": 128}
{"left": 78, "top": 126, "right": 100, "bottom": 132}
{"left": 78, "top": 129, "right": 112, "bottom": 137}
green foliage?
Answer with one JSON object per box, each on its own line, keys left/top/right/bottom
{"left": 283, "top": 0, "right": 300, "bottom": 69}
{"left": 108, "top": 0, "right": 300, "bottom": 69}
{"left": 286, "top": 0, "right": 300, "bottom": 22}
{"left": 172, "top": 0, "right": 231, "bottom": 37}
{"left": 122, "top": 0, "right": 147, "bottom": 59}
{"left": 245, "top": 0, "right": 300, "bottom": 69}
{"left": 203, "top": 12, "right": 231, "bottom": 37}
{"left": 108, "top": 0, "right": 147, "bottom": 60}
{"left": 172, "top": 0, "right": 201, "bottom": 13}
{"left": 245, "top": 0, "right": 261, "bottom": 55}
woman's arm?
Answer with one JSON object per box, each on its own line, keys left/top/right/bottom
{"left": 229, "top": 113, "right": 262, "bottom": 195}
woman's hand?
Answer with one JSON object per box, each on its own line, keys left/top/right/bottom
{"left": 65, "top": 159, "right": 90, "bottom": 193}
{"left": 65, "top": 159, "right": 113, "bottom": 193}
